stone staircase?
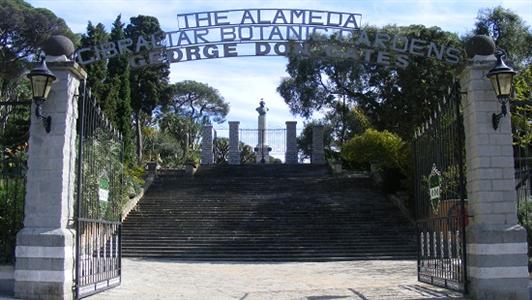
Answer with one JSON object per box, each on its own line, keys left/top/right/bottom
{"left": 121, "top": 165, "right": 417, "bottom": 261}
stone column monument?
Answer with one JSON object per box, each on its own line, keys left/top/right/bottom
{"left": 255, "top": 99, "right": 271, "bottom": 163}
{"left": 200, "top": 124, "right": 214, "bottom": 164}
{"left": 460, "top": 54, "right": 528, "bottom": 299}
{"left": 285, "top": 121, "right": 298, "bottom": 164}
{"left": 228, "top": 121, "right": 240, "bottom": 165}
{"left": 311, "top": 125, "right": 326, "bottom": 164}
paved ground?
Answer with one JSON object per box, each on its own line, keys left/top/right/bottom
{"left": 90, "top": 258, "right": 466, "bottom": 300}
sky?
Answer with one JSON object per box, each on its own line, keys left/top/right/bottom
{"left": 27, "top": 0, "right": 532, "bottom": 132}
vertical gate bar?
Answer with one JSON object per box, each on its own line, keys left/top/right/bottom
{"left": 436, "top": 100, "right": 441, "bottom": 283}
{"left": 75, "top": 80, "right": 86, "bottom": 298}
{"left": 413, "top": 137, "right": 421, "bottom": 281}
{"left": 88, "top": 95, "right": 95, "bottom": 288}
{"left": 118, "top": 224, "right": 122, "bottom": 281}
{"left": 118, "top": 135, "right": 124, "bottom": 281}
{"left": 454, "top": 81, "right": 468, "bottom": 293}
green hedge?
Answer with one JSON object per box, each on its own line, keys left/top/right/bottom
{"left": 341, "top": 129, "right": 409, "bottom": 172}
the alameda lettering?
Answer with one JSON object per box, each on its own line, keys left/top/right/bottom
{"left": 75, "top": 8, "right": 462, "bottom": 69}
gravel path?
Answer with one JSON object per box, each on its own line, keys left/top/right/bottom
{"left": 90, "top": 258, "right": 466, "bottom": 300}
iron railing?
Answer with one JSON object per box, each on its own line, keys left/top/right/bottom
{"left": 0, "top": 100, "right": 31, "bottom": 264}
{"left": 513, "top": 100, "right": 532, "bottom": 271}
{"left": 412, "top": 82, "right": 467, "bottom": 292}
{"left": 74, "top": 83, "right": 124, "bottom": 299}
{"left": 213, "top": 128, "right": 287, "bottom": 163}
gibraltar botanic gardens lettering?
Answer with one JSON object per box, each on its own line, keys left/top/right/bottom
{"left": 75, "top": 8, "right": 462, "bottom": 69}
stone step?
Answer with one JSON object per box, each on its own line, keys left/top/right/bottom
{"left": 121, "top": 239, "right": 415, "bottom": 244}
{"left": 120, "top": 252, "right": 417, "bottom": 261}
{"left": 122, "top": 165, "right": 415, "bottom": 260}
{"left": 194, "top": 164, "right": 333, "bottom": 178}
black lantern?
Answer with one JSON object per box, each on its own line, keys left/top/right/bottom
{"left": 486, "top": 49, "right": 516, "bottom": 130}
{"left": 27, "top": 57, "right": 56, "bottom": 133}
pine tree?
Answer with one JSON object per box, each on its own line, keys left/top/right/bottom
{"left": 80, "top": 22, "right": 109, "bottom": 106}
{"left": 107, "top": 15, "right": 134, "bottom": 166}
{"left": 125, "top": 15, "right": 170, "bottom": 164}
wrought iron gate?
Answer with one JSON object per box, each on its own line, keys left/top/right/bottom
{"left": 74, "top": 83, "right": 124, "bottom": 298}
{"left": 412, "top": 82, "right": 467, "bottom": 292}
{"left": 513, "top": 99, "right": 532, "bottom": 271}
{"left": 0, "top": 100, "right": 30, "bottom": 264}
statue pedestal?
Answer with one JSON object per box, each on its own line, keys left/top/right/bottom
{"left": 255, "top": 145, "right": 271, "bottom": 164}
{"left": 255, "top": 100, "right": 270, "bottom": 163}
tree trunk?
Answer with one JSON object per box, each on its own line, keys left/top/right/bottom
{"left": 339, "top": 96, "right": 347, "bottom": 144}
{"left": 135, "top": 110, "right": 143, "bottom": 165}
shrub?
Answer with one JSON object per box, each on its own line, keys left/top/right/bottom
{"left": 123, "top": 165, "right": 145, "bottom": 200}
{"left": 341, "top": 129, "right": 410, "bottom": 193}
{"left": 341, "top": 129, "right": 409, "bottom": 172}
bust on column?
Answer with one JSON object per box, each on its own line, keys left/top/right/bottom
{"left": 255, "top": 99, "right": 271, "bottom": 163}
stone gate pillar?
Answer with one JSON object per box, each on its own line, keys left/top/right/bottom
{"left": 201, "top": 124, "right": 214, "bottom": 165}
{"left": 311, "top": 125, "right": 325, "bottom": 164}
{"left": 14, "top": 61, "right": 86, "bottom": 299}
{"left": 228, "top": 121, "right": 240, "bottom": 165}
{"left": 285, "top": 121, "right": 298, "bottom": 164}
{"left": 460, "top": 55, "right": 528, "bottom": 300}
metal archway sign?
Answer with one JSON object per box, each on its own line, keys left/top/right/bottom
{"left": 75, "top": 8, "right": 462, "bottom": 69}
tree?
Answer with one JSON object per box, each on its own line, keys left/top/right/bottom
{"left": 157, "top": 112, "right": 193, "bottom": 162}
{"left": 278, "top": 25, "right": 461, "bottom": 141}
{"left": 80, "top": 22, "right": 109, "bottom": 106}
{"left": 213, "top": 138, "right": 256, "bottom": 165}
{"left": 471, "top": 7, "right": 531, "bottom": 150}
{"left": 297, "top": 121, "right": 334, "bottom": 162}
{"left": 473, "top": 6, "right": 532, "bottom": 68}
{"left": 126, "top": 15, "right": 170, "bottom": 164}
{"left": 143, "top": 126, "right": 184, "bottom": 168}
{"left": 107, "top": 15, "right": 134, "bottom": 166}
{"left": 240, "top": 143, "right": 256, "bottom": 164}
{"left": 165, "top": 80, "right": 229, "bottom": 155}
{"left": 0, "top": 0, "right": 76, "bottom": 101}
{"left": 214, "top": 137, "right": 229, "bottom": 164}
{"left": 512, "top": 65, "right": 532, "bottom": 148}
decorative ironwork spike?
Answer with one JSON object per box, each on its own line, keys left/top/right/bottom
{"left": 434, "top": 111, "right": 437, "bottom": 119}
{"left": 442, "top": 96, "right": 446, "bottom": 104}
{"left": 438, "top": 103, "right": 442, "bottom": 112}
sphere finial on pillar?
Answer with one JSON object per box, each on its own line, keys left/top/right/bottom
{"left": 41, "top": 35, "right": 75, "bottom": 61}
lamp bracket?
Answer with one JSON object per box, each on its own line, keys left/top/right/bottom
{"left": 494, "top": 48, "right": 508, "bottom": 59}
{"left": 34, "top": 99, "right": 52, "bottom": 133}
{"left": 492, "top": 102, "right": 508, "bottom": 130}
